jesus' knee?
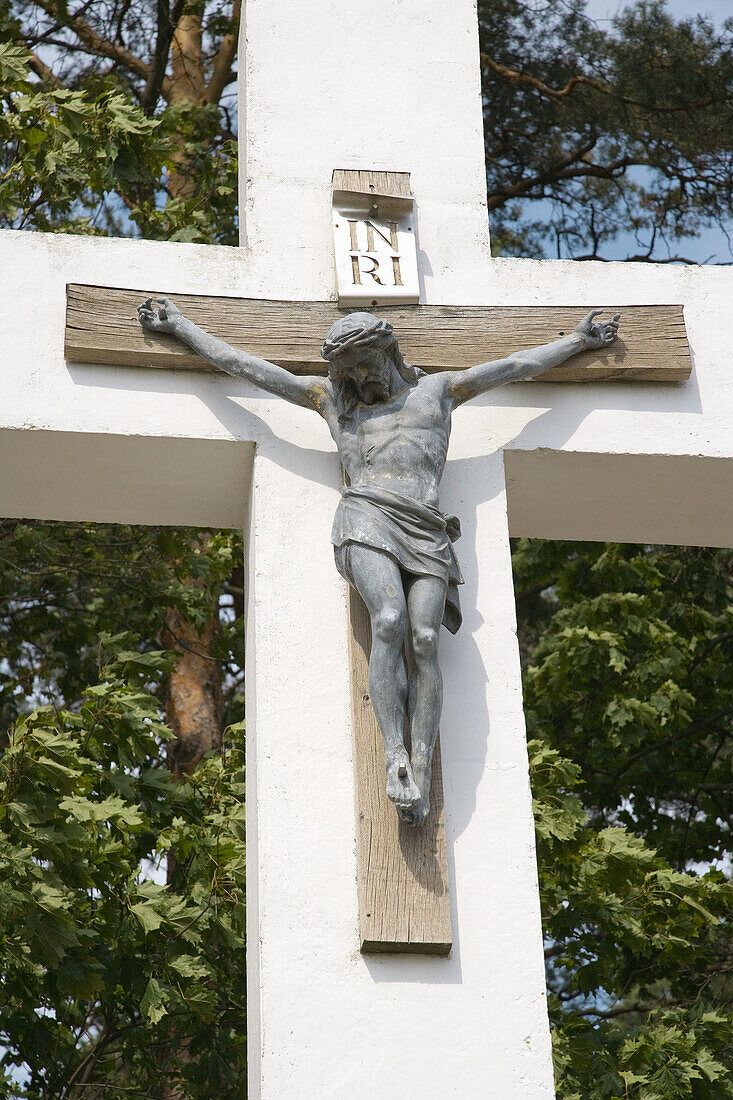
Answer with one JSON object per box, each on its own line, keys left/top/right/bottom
{"left": 373, "top": 605, "right": 406, "bottom": 647}
{"left": 411, "top": 624, "right": 439, "bottom": 665}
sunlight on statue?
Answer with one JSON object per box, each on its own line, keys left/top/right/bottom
{"left": 138, "top": 297, "right": 620, "bottom": 825}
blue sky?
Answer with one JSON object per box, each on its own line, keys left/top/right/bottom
{"left": 586, "top": 0, "right": 730, "bottom": 22}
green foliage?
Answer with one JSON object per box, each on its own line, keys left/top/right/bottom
{"left": 517, "top": 543, "right": 733, "bottom": 1098}
{"left": 0, "top": 44, "right": 160, "bottom": 235}
{"left": 0, "top": 520, "right": 244, "bottom": 738}
{"left": 515, "top": 542, "right": 733, "bottom": 867}
{"left": 0, "top": 44, "right": 238, "bottom": 242}
{"left": 553, "top": 1009, "right": 733, "bottom": 1100}
{"left": 132, "top": 103, "right": 238, "bottom": 245}
{"left": 0, "top": 636, "right": 246, "bottom": 1096}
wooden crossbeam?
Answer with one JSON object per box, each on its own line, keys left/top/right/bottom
{"left": 65, "top": 285, "right": 691, "bottom": 383}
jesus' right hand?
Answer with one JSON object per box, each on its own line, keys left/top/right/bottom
{"left": 137, "top": 296, "right": 183, "bottom": 334}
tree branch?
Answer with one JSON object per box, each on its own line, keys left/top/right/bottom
{"left": 64, "top": 1023, "right": 118, "bottom": 1095}
{"left": 598, "top": 709, "right": 733, "bottom": 797}
{"left": 205, "top": 0, "right": 241, "bottom": 104}
{"left": 576, "top": 1002, "right": 662, "bottom": 1020}
{"left": 23, "top": 47, "right": 65, "bottom": 88}
{"left": 482, "top": 52, "right": 607, "bottom": 101}
{"left": 141, "top": 0, "right": 187, "bottom": 111}
{"left": 481, "top": 52, "right": 714, "bottom": 114}
{"left": 487, "top": 137, "right": 602, "bottom": 208}
{"left": 169, "top": 8, "right": 204, "bottom": 105}
{"left": 35, "top": 0, "right": 170, "bottom": 97}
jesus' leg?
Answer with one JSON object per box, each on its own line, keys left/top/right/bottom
{"left": 401, "top": 573, "right": 447, "bottom": 826}
{"left": 346, "top": 544, "right": 421, "bottom": 812}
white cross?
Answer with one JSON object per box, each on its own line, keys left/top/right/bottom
{"left": 1, "top": 1, "right": 729, "bottom": 1096}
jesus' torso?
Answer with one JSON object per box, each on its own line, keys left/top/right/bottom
{"left": 321, "top": 375, "right": 452, "bottom": 508}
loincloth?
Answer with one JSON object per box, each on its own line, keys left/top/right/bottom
{"left": 332, "top": 484, "right": 464, "bottom": 634}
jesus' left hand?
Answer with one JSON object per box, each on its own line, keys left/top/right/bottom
{"left": 574, "top": 310, "right": 621, "bottom": 350}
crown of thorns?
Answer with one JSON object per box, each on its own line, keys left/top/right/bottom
{"left": 320, "top": 313, "right": 395, "bottom": 362}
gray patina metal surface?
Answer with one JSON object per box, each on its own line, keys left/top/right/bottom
{"left": 138, "top": 298, "right": 619, "bottom": 825}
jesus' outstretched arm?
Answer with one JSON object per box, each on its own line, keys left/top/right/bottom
{"left": 445, "top": 309, "right": 621, "bottom": 408}
{"left": 137, "top": 297, "right": 331, "bottom": 414}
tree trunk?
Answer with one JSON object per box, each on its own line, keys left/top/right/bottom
{"left": 159, "top": 539, "right": 223, "bottom": 1098}
{"left": 167, "top": 10, "right": 206, "bottom": 201}
{"left": 162, "top": 600, "right": 223, "bottom": 777}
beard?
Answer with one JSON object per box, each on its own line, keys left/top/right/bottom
{"left": 354, "top": 361, "right": 392, "bottom": 405}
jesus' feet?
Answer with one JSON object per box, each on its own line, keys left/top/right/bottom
{"left": 385, "top": 746, "right": 421, "bottom": 812}
{"left": 396, "top": 756, "right": 431, "bottom": 827}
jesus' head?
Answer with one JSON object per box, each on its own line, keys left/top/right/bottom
{"left": 321, "top": 312, "right": 422, "bottom": 416}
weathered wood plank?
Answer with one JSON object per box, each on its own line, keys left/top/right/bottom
{"left": 332, "top": 168, "right": 412, "bottom": 200}
{"left": 348, "top": 587, "right": 452, "bottom": 955}
{"left": 65, "top": 284, "right": 691, "bottom": 383}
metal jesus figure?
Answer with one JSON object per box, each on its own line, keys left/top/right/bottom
{"left": 138, "top": 299, "right": 620, "bottom": 825}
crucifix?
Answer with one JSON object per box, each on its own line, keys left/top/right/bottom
{"left": 133, "top": 292, "right": 620, "bottom": 832}
{"left": 4, "top": 0, "right": 705, "bottom": 1094}
{"left": 65, "top": 258, "right": 687, "bottom": 961}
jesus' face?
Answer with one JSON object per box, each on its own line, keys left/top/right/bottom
{"left": 336, "top": 346, "right": 393, "bottom": 405}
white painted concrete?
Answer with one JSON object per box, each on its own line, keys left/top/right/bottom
{"left": 4, "top": 0, "right": 733, "bottom": 1095}
{"left": 239, "top": 0, "right": 492, "bottom": 300}
{"left": 0, "top": 429, "right": 252, "bottom": 528}
{"left": 506, "top": 451, "right": 733, "bottom": 548}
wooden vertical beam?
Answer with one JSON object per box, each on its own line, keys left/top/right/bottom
{"left": 348, "top": 588, "right": 452, "bottom": 955}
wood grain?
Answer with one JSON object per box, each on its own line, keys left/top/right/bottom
{"left": 332, "top": 168, "right": 412, "bottom": 199}
{"left": 65, "top": 285, "right": 691, "bottom": 383}
{"left": 348, "top": 587, "right": 452, "bottom": 955}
